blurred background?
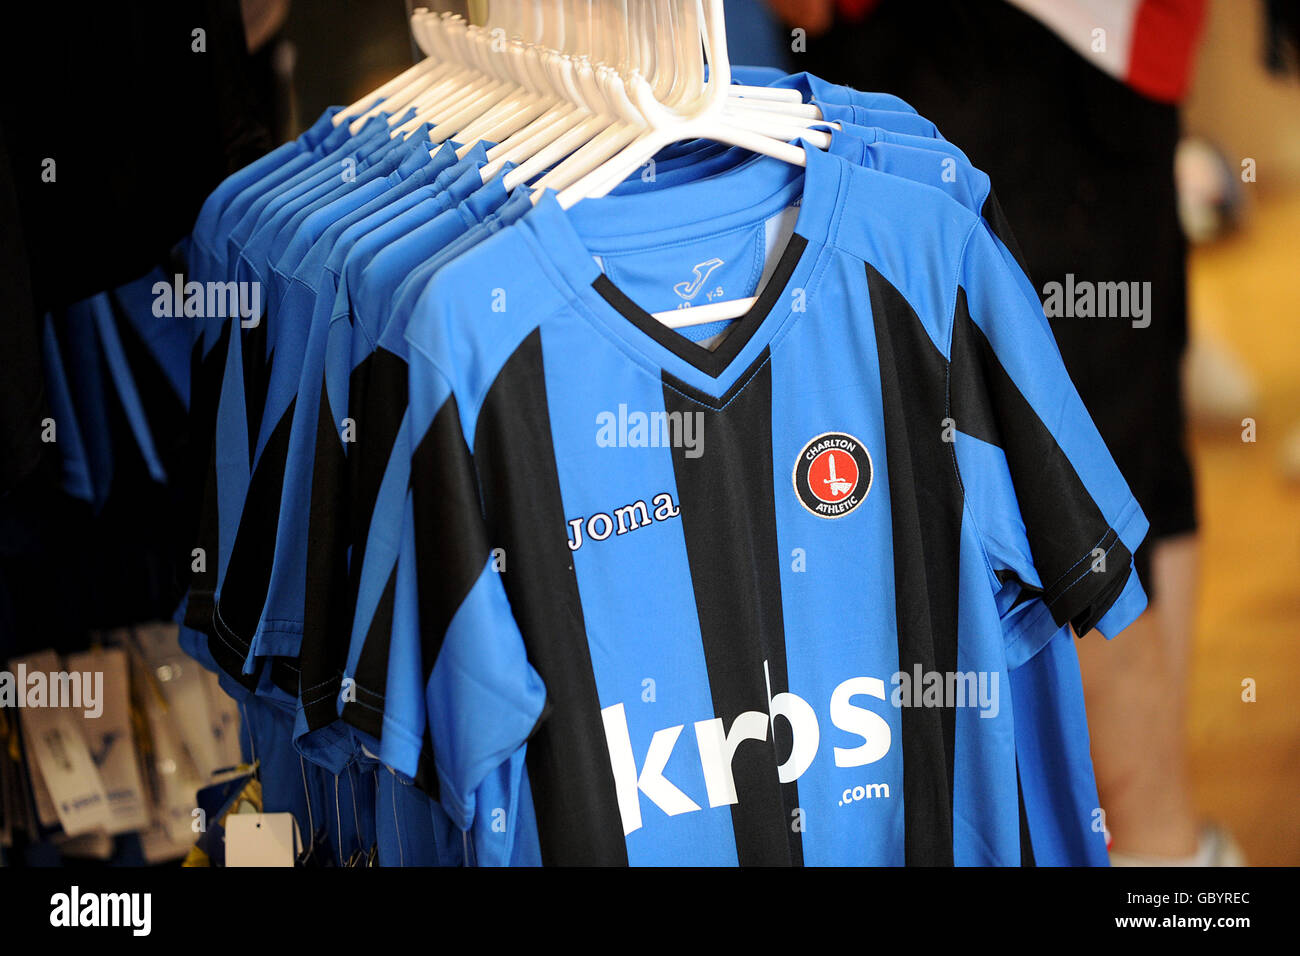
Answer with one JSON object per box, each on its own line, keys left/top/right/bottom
{"left": 1175, "top": 0, "right": 1300, "bottom": 869}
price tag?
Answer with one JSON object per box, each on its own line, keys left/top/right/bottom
{"left": 225, "top": 811, "right": 299, "bottom": 867}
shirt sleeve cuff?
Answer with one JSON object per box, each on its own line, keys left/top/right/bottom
{"left": 1094, "top": 565, "right": 1149, "bottom": 639}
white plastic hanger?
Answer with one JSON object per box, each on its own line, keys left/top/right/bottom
{"left": 498, "top": 0, "right": 641, "bottom": 191}
{"left": 347, "top": 13, "right": 468, "bottom": 134}
{"left": 554, "top": 0, "right": 808, "bottom": 205}
{"left": 529, "top": 0, "right": 683, "bottom": 194}
{"left": 475, "top": 6, "right": 593, "bottom": 172}
{"left": 483, "top": 0, "right": 822, "bottom": 182}
{"left": 331, "top": 1, "right": 832, "bottom": 331}
{"left": 558, "top": 1, "right": 820, "bottom": 328}
{"left": 456, "top": 1, "right": 570, "bottom": 151}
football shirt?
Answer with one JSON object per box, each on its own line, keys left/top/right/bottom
{"left": 390, "top": 145, "right": 1147, "bottom": 865}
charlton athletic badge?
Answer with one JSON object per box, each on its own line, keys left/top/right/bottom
{"left": 793, "top": 432, "right": 872, "bottom": 518}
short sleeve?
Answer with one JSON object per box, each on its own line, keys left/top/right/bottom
{"left": 950, "top": 223, "right": 1149, "bottom": 665}
{"left": 397, "top": 351, "right": 548, "bottom": 832}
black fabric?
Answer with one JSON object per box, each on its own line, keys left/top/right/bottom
{"left": 951, "top": 291, "right": 1134, "bottom": 636}
{"left": 2, "top": 307, "right": 193, "bottom": 642}
{"left": 184, "top": 319, "right": 234, "bottom": 636}
{"left": 979, "top": 189, "right": 1031, "bottom": 284}
{"left": 474, "top": 329, "right": 627, "bottom": 866}
{"left": 1265, "top": 0, "right": 1300, "bottom": 75}
{"left": 1017, "top": 762, "right": 1036, "bottom": 867}
{"left": 662, "top": 349, "right": 803, "bottom": 867}
{"left": 301, "top": 345, "right": 411, "bottom": 735}
{"left": 866, "top": 264, "right": 959, "bottom": 866}
{"left": 214, "top": 397, "right": 296, "bottom": 664}
{"left": 0, "top": 0, "right": 273, "bottom": 314}
{"left": 813, "top": 0, "right": 1195, "bottom": 592}
{"left": 240, "top": 318, "right": 274, "bottom": 467}
{"left": 592, "top": 234, "right": 809, "bottom": 378}
{"left": 340, "top": 565, "right": 398, "bottom": 741}
{"left": 300, "top": 379, "right": 350, "bottom": 702}
{"left": 387, "top": 390, "right": 494, "bottom": 793}
{"left": 408, "top": 391, "right": 485, "bottom": 667}
{"left": 107, "top": 289, "right": 193, "bottom": 604}
{"left": 0, "top": 1, "right": 275, "bottom": 664}
{"left": 0, "top": 121, "right": 44, "bottom": 497}
{"left": 269, "top": 656, "right": 300, "bottom": 698}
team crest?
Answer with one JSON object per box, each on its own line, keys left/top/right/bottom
{"left": 793, "top": 432, "right": 872, "bottom": 519}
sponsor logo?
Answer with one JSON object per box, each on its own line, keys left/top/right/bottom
{"left": 792, "top": 432, "right": 872, "bottom": 519}
{"left": 602, "top": 661, "right": 893, "bottom": 835}
{"left": 566, "top": 491, "right": 681, "bottom": 551}
{"left": 600, "top": 663, "right": 999, "bottom": 834}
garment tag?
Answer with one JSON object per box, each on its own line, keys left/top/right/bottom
{"left": 226, "top": 812, "right": 299, "bottom": 867}
{"left": 201, "top": 666, "right": 243, "bottom": 771}
{"left": 66, "top": 648, "right": 149, "bottom": 834}
{"left": 129, "top": 645, "right": 205, "bottom": 845}
{"left": 10, "top": 651, "right": 111, "bottom": 836}
{"left": 24, "top": 738, "right": 61, "bottom": 829}
{"left": 24, "top": 716, "right": 111, "bottom": 836}
{"left": 134, "top": 622, "right": 233, "bottom": 778}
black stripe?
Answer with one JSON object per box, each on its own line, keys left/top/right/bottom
{"left": 1016, "top": 761, "right": 1036, "bottom": 867}
{"left": 305, "top": 347, "right": 412, "bottom": 733}
{"left": 662, "top": 347, "right": 802, "bottom": 866}
{"left": 866, "top": 263, "right": 958, "bottom": 866}
{"left": 950, "top": 290, "right": 1133, "bottom": 634}
{"left": 346, "top": 347, "right": 409, "bottom": 625}
{"left": 396, "top": 389, "right": 499, "bottom": 803}
{"left": 270, "top": 656, "right": 299, "bottom": 697}
{"left": 301, "top": 374, "right": 350, "bottom": 722}
{"left": 592, "top": 233, "right": 808, "bottom": 378}
{"left": 240, "top": 315, "right": 271, "bottom": 467}
{"left": 206, "top": 603, "right": 262, "bottom": 692}
{"left": 183, "top": 320, "right": 232, "bottom": 634}
{"left": 197, "top": 321, "right": 264, "bottom": 691}
{"left": 338, "top": 563, "right": 397, "bottom": 742}
{"left": 1067, "top": 559, "right": 1132, "bottom": 636}
{"left": 213, "top": 397, "right": 295, "bottom": 649}
{"left": 409, "top": 391, "right": 489, "bottom": 680}
{"left": 474, "top": 328, "right": 627, "bottom": 865}
{"left": 353, "top": 349, "right": 410, "bottom": 502}
{"left": 980, "top": 189, "right": 1033, "bottom": 284}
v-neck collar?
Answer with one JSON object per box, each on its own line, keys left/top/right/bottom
{"left": 523, "top": 145, "right": 845, "bottom": 393}
{"left": 591, "top": 232, "right": 809, "bottom": 378}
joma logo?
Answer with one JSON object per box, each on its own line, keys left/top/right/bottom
{"left": 566, "top": 492, "right": 681, "bottom": 551}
